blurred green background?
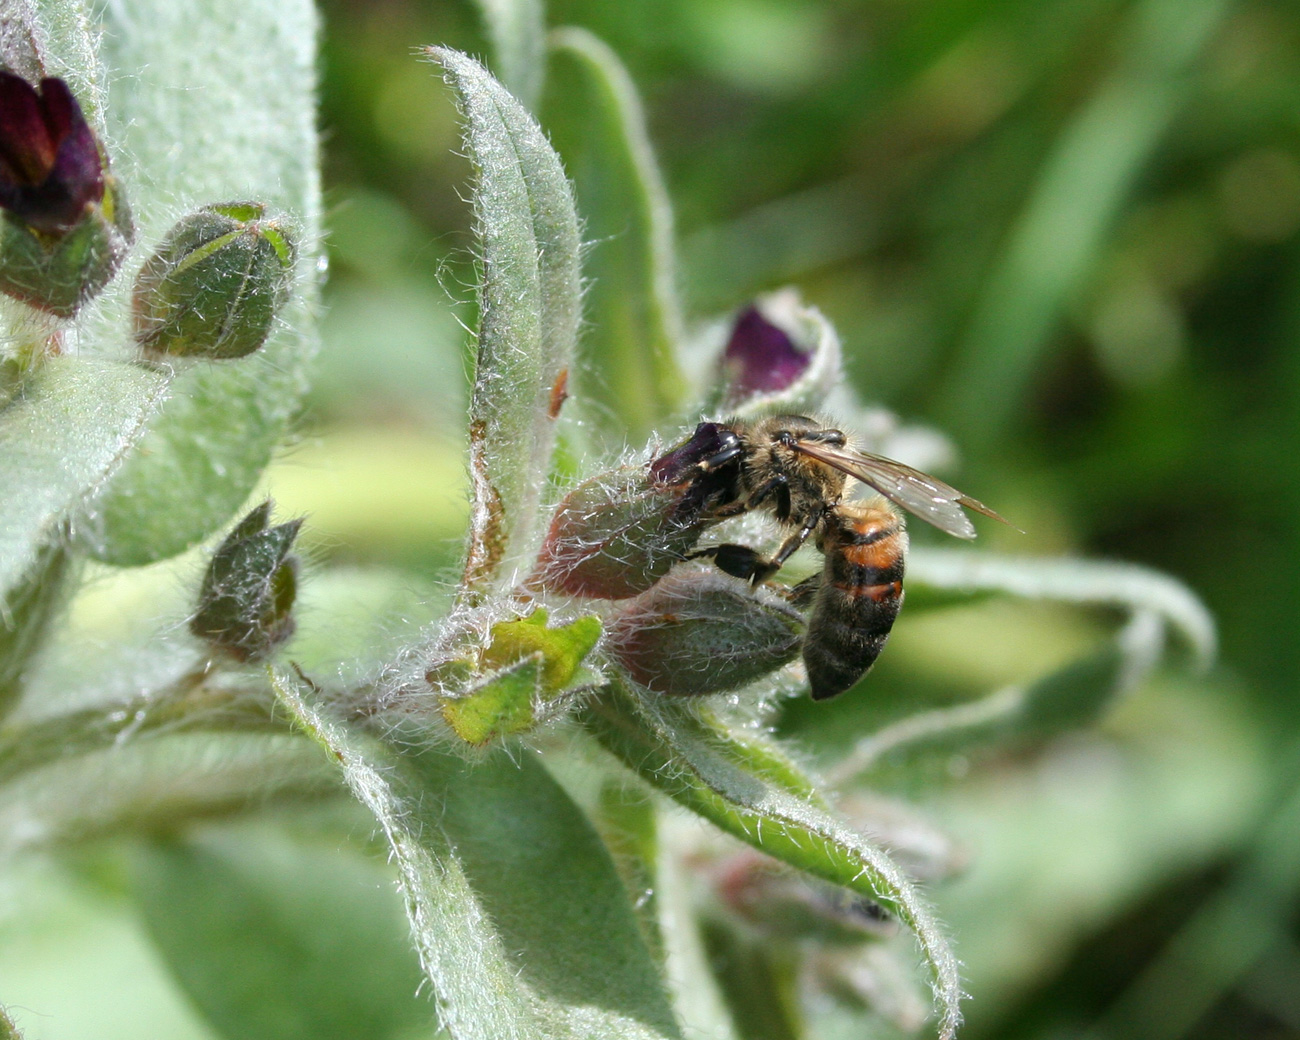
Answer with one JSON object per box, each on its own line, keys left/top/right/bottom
{"left": 297, "top": 1, "right": 1300, "bottom": 1037}
{"left": 8, "top": 1, "right": 1294, "bottom": 1039}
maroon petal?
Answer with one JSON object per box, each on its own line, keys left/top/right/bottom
{"left": 0, "top": 73, "right": 104, "bottom": 233}
{"left": 0, "top": 71, "right": 56, "bottom": 183}
{"left": 722, "top": 305, "right": 810, "bottom": 395}
{"left": 649, "top": 421, "right": 727, "bottom": 485}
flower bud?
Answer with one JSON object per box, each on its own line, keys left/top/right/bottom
{"left": 190, "top": 501, "right": 301, "bottom": 661}
{"left": 134, "top": 202, "right": 296, "bottom": 360}
{"left": 0, "top": 73, "right": 132, "bottom": 317}
{"left": 716, "top": 290, "right": 841, "bottom": 417}
{"left": 720, "top": 305, "right": 808, "bottom": 397}
{"left": 532, "top": 445, "right": 725, "bottom": 600}
{"left": 605, "top": 569, "right": 804, "bottom": 697}
{"left": 0, "top": 73, "right": 104, "bottom": 233}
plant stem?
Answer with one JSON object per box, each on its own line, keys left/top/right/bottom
{"left": 0, "top": 667, "right": 290, "bottom": 789}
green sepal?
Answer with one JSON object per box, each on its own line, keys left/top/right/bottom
{"left": 0, "top": 176, "right": 132, "bottom": 318}
{"left": 190, "top": 501, "right": 302, "bottom": 662}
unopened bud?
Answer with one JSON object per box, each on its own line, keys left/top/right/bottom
{"left": 721, "top": 305, "right": 808, "bottom": 397}
{"left": 606, "top": 569, "right": 803, "bottom": 697}
{"left": 190, "top": 501, "right": 301, "bottom": 661}
{"left": 717, "top": 291, "right": 840, "bottom": 416}
{"left": 134, "top": 202, "right": 296, "bottom": 360}
{"left": 531, "top": 455, "right": 721, "bottom": 600}
{"left": 0, "top": 73, "right": 132, "bottom": 317}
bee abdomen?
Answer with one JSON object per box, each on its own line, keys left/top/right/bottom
{"left": 804, "top": 503, "right": 906, "bottom": 701}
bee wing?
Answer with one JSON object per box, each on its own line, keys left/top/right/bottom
{"left": 789, "top": 441, "right": 1012, "bottom": 540}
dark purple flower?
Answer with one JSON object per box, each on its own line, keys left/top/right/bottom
{"left": 649, "top": 421, "right": 726, "bottom": 485}
{"left": 0, "top": 72, "right": 104, "bottom": 234}
{"left": 721, "top": 306, "right": 810, "bottom": 396}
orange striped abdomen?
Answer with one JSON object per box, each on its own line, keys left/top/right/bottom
{"left": 804, "top": 501, "right": 907, "bottom": 701}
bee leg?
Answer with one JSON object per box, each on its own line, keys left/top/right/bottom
{"left": 688, "top": 543, "right": 775, "bottom": 582}
{"left": 700, "top": 474, "right": 790, "bottom": 521}
{"left": 786, "top": 573, "right": 821, "bottom": 608}
{"left": 691, "top": 504, "right": 824, "bottom": 583}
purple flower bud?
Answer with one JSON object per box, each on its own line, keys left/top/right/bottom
{"left": 605, "top": 569, "right": 804, "bottom": 697}
{"left": 0, "top": 73, "right": 104, "bottom": 234}
{"left": 720, "top": 305, "right": 810, "bottom": 397}
{"left": 531, "top": 466, "right": 712, "bottom": 600}
{"left": 648, "top": 421, "right": 726, "bottom": 485}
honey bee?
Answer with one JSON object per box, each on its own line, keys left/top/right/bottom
{"left": 678, "top": 414, "right": 1009, "bottom": 701}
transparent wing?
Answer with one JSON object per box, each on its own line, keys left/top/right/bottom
{"left": 790, "top": 440, "right": 1013, "bottom": 540}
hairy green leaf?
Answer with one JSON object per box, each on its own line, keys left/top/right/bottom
{"left": 437, "top": 609, "right": 602, "bottom": 746}
{"left": 428, "top": 48, "right": 582, "bottom": 598}
{"left": 78, "top": 0, "right": 322, "bottom": 565}
{"left": 0, "top": 358, "right": 166, "bottom": 594}
{"left": 582, "top": 686, "right": 963, "bottom": 1040}
{"left": 546, "top": 27, "right": 686, "bottom": 437}
{"left": 131, "top": 828, "right": 432, "bottom": 1040}
{"left": 273, "top": 671, "right": 683, "bottom": 1040}
{"left": 827, "top": 612, "right": 1167, "bottom": 782}
{"left": 470, "top": 0, "right": 546, "bottom": 110}
{"left": 907, "top": 548, "right": 1216, "bottom": 668}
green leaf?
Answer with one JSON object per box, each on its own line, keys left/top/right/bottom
{"left": 595, "top": 778, "right": 663, "bottom": 965}
{"left": 131, "top": 827, "right": 433, "bottom": 1040}
{"left": 0, "top": 358, "right": 166, "bottom": 595}
{"left": 77, "top": 0, "right": 322, "bottom": 565}
{"left": 428, "top": 48, "right": 582, "bottom": 598}
{"left": 435, "top": 609, "right": 602, "bottom": 746}
{"left": 545, "top": 27, "right": 686, "bottom": 437}
{"left": 582, "top": 685, "right": 962, "bottom": 1040}
{"left": 935, "top": 0, "right": 1231, "bottom": 444}
{"left": 0, "top": 536, "right": 74, "bottom": 719}
{"left": 273, "top": 671, "right": 683, "bottom": 1040}
{"left": 906, "top": 548, "right": 1216, "bottom": 668}
{"left": 826, "top": 611, "right": 1167, "bottom": 783}
{"left": 470, "top": 0, "right": 546, "bottom": 110}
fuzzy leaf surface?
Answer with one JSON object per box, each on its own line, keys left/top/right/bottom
{"left": 430, "top": 48, "right": 582, "bottom": 597}
{"left": 0, "top": 538, "right": 72, "bottom": 718}
{"left": 545, "top": 27, "right": 685, "bottom": 437}
{"left": 582, "top": 686, "right": 962, "bottom": 1040}
{"left": 829, "top": 612, "right": 1168, "bottom": 782}
{"left": 907, "top": 548, "right": 1216, "bottom": 667}
{"left": 0, "top": 358, "right": 165, "bottom": 594}
{"left": 273, "top": 672, "right": 682, "bottom": 1040}
{"left": 131, "top": 829, "right": 433, "bottom": 1040}
{"left": 78, "top": 0, "right": 321, "bottom": 565}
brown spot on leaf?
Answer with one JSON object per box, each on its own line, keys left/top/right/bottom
{"left": 548, "top": 368, "right": 569, "bottom": 420}
{"left": 462, "top": 420, "right": 507, "bottom": 593}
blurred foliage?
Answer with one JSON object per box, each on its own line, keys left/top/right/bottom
{"left": 5, "top": 1, "right": 1298, "bottom": 1039}
{"left": 297, "top": 0, "right": 1300, "bottom": 1037}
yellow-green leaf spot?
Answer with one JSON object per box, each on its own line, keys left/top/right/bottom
{"left": 438, "top": 610, "right": 602, "bottom": 746}
{"left": 441, "top": 655, "right": 543, "bottom": 747}
{"left": 481, "top": 609, "right": 602, "bottom": 699}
